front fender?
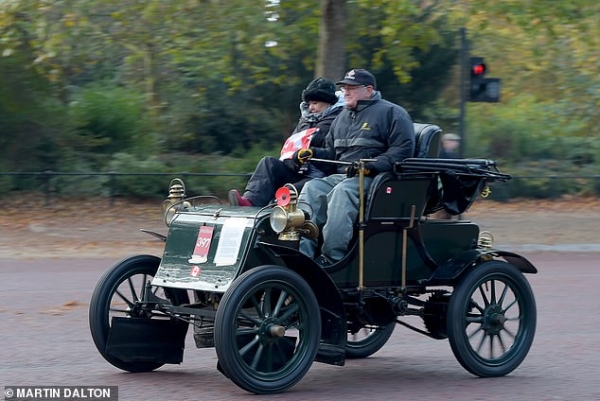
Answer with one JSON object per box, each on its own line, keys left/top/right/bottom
{"left": 257, "top": 242, "right": 346, "bottom": 365}
{"left": 430, "top": 248, "right": 537, "bottom": 285}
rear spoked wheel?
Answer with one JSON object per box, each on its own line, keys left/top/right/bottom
{"left": 447, "top": 260, "right": 536, "bottom": 377}
{"left": 346, "top": 324, "right": 395, "bottom": 359}
{"left": 214, "top": 266, "right": 321, "bottom": 394}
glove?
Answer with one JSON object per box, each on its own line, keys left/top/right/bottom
{"left": 282, "top": 158, "right": 298, "bottom": 171}
{"left": 346, "top": 162, "right": 371, "bottom": 178}
{"left": 292, "top": 148, "right": 314, "bottom": 164}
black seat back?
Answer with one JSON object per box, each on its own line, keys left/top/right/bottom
{"left": 366, "top": 172, "right": 439, "bottom": 220}
{"left": 413, "top": 123, "right": 442, "bottom": 158}
{"left": 365, "top": 123, "right": 442, "bottom": 220}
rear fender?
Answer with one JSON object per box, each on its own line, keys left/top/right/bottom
{"left": 430, "top": 248, "right": 537, "bottom": 284}
{"left": 493, "top": 249, "right": 538, "bottom": 273}
{"left": 257, "top": 242, "right": 346, "bottom": 365}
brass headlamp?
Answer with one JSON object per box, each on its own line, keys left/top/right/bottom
{"left": 269, "top": 184, "right": 318, "bottom": 241}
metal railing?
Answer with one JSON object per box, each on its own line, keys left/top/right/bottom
{"left": 0, "top": 171, "right": 599, "bottom": 206}
{"left": 0, "top": 171, "right": 253, "bottom": 206}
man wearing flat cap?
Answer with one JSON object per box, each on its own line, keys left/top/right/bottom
{"left": 296, "top": 68, "right": 416, "bottom": 267}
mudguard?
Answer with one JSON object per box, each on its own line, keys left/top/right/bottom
{"left": 430, "top": 248, "right": 537, "bottom": 285}
{"left": 106, "top": 317, "right": 188, "bottom": 364}
{"left": 257, "top": 241, "right": 347, "bottom": 366}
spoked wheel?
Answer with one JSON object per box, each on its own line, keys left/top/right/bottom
{"left": 214, "top": 266, "right": 321, "bottom": 394}
{"left": 346, "top": 324, "right": 395, "bottom": 359}
{"left": 89, "top": 255, "right": 189, "bottom": 372}
{"left": 447, "top": 260, "right": 536, "bottom": 377}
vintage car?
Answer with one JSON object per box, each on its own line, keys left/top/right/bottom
{"left": 89, "top": 123, "right": 537, "bottom": 394}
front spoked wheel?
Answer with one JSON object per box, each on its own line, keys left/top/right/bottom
{"left": 447, "top": 260, "right": 536, "bottom": 377}
{"left": 214, "top": 266, "right": 321, "bottom": 394}
{"left": 89, "top": 255, "right": 189, "bottom": 372}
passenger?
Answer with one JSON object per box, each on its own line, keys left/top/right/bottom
{"left": 228, "top": 77, "right": 344, "bottom": 207}
{"left": 296, "top": 69, "right": 415, "bottom": 267}
{"left": 435, "top": 133, "right": 462, "bottom": 219}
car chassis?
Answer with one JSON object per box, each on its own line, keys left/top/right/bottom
{"left": 89, "top": 124, "right": 537, "bottom": 394}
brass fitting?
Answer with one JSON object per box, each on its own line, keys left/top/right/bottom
{"left": 162, "top": 178, "right": 191, "bottom": 226}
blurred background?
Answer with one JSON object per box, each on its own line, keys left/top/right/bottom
{"left": 0, "top": 0, "right": 598, "bottom": 201}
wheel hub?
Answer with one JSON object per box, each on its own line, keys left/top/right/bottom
{"left": 259, "top": 317, "right": 286, "bottom": 343}
{"left": 483, "top": 304, "right": 506, "bottom": 335}
{"left": 269, "top": 325, "right": 286, "bottom": 337}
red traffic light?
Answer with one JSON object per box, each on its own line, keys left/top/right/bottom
{"left": 470, "top": 57, "right": 487, "bottom": 77}
{"left": 468, "top": 56, "right": 500, "bottom": 102}
{"left": 472, "top": 63, "right": 486, "bottom": 76}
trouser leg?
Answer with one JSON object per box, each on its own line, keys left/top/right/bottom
{"left": 298, "top": 174, "right": 345, "bottom": 258}
{"left": 243, "top": 156, "right": 302, "bottom": 206}
{"left": 321, "top": 176, "right": 373, "bottom": 262}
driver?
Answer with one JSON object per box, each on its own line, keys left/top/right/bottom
{"left": 296, "top": 69, "right": 415, "bottom": 267}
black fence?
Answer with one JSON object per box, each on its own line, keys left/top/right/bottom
{"left": 0, "top": 171, "right": 252, "bottom": 206}
{"left": 0, "top": 171, "right": 599, "bottom": 206}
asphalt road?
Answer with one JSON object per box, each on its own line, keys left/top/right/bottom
{"left": 1, "top": 253, "right": 599, "bottom": 401}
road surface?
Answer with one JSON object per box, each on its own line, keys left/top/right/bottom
{"left": 1, "top": 252, "right": 598, "bottom": 400}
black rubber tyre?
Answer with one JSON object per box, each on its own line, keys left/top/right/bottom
{"left": 346, "top": 324, "right": 395, "bottom": 359}
{"left": 89, "top": 255, "right": 189, "bottom": 372}
{"left": 447, "top": 260, "right": 536, "bottom": 377}
{"left": 214, "top": 266, "right": 321, "bottom": 394}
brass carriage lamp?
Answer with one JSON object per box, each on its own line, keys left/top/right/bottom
{"left": 161, "top": 178, "right": 192, "bottom": 226}
{"left": 269, "top": 184, "right": 318, "bottom": 241}
{"left": 478, "top": 231, "right": 494, "bottom": 250}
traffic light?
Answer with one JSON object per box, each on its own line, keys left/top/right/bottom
{"left": 469, "top": 57, "right": 501, "bottom": 102}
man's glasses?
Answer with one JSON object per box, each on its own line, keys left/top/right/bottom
{"left": 341, "top": 85, "right": 367, "bottom": 93}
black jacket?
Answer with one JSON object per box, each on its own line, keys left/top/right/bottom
{"left": 293, "top": 98, "right": 344, "bottom": 147}
{"left": 313, "top": 92, "right": 415, "bottom": 174}
{"left": 287, "top": 98, "right": 344, "bottom": 177}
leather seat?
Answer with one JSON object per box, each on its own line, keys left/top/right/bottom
{"left": 412, "top": 123, "right": 442, "bottom": 158}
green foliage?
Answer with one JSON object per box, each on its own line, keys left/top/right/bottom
{"left": 579, "top": 165, "right": 600, "bottom": 197}
{"left": 0, "top": 49, "right": 66, "bottom": 172}
{"left": 465, "top": 93, "right": 599, "bottom": 163}
{"left": 501, "top": 161, "right": 600, "bottom": 199}
{"left": 48, "top": 158, "right": 109, "bottom": 197}
{"left": 106, "top": 153, "right": 169, "bottom": 199}
{"left": 65, "top": 83, "right": 154, "bottom": 169}
{"left": 0, "top": 159, "right": 13, "bottom": 193}
{"left": 381, "top": 24, "right": 459, "bottom": 120}
{"left": 554, "top": 137, "right": 600, "bottom": 167}
{"left": 161, "top": 82, "right": 287, "bottom": 155}
{"left": 503, "top": 164, "right": 572, "bottom": 199}
{"left": 348, "top": 0, "right": 448, "bottom": 83}
{"left": 156, "top": 143, "right": 279, "bottom": 199}
{"left": 460, "top": 0, "right": 599, "bottom": 135}
{"left": 465, "top": 91, "right": 600, "bottom": 199}
{"left": 51, "top": 174, "right": 109, "bottom": 198}
{"left": 0, "top": 0, "right": 598, "bottom": 202}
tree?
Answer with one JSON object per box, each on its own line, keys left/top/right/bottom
{"left": 316, "top": 0, "right": 346, "bottom": 80}
{"left": 0, "top": 0, "right": 461, "bottom": 166}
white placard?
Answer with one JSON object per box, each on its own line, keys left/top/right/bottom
{"left": 213, "top": 218, "right": 248, "bottom": 266}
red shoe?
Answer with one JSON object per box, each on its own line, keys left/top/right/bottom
{"left": 228, "top": 189, "right": 253, "bottom": 206}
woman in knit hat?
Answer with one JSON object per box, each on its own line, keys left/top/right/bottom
{"left": 229, "top": 77, "right": 344, "bottom": 207}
